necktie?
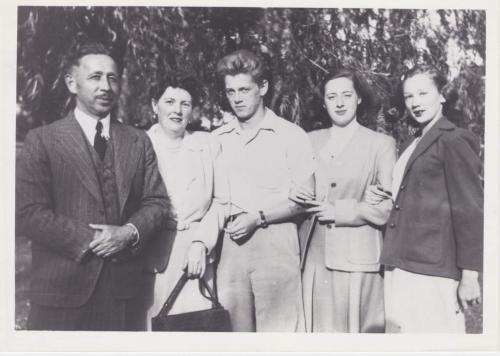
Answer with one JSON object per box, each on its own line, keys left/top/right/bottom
{"left": 94, "top": 121, "right": 107, "bottom": 160}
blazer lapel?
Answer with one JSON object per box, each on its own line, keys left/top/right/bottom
{"left": 402, "top": 117, "right": 454, "bottom": 179}
{"left": 111, "top": 122, "right": 140, "bottom": 214}
{"left": 56, "top": 114, "right": 102, "bottom": 203}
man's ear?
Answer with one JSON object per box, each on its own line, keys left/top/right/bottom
{"left": 259, "top": 80, "right": 269, "bottom": 97}
{"left": 64, "top": 72, "right": 77, "bottom": 95}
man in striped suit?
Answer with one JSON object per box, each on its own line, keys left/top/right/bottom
{"left": 16, "top": 42, "right": 168, "bottom": 330}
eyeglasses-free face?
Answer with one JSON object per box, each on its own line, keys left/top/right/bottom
{"left": 403, "top": 73, "right": 445, "bottom": 125}
{"left": 153, "top": 86, "right": 193, "bottom": 137}
{"left": 323, "top": 77, "right": 361, "bottom": 127}
{"left": 224, "top": 73, "right": 268, "bottom": 122}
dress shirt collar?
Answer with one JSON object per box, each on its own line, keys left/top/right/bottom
{"left": 74, "top": 107, "right": 111, "bottom": 144}
{"left": 218, "top": 107, "right": 279, "bottom": 136}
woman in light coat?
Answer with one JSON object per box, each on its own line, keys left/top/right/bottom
{"left": 290, "top": 69, "right": 396, "bottom": 332}
{"left": 143, "top": 73, "right": 227, "bottom": 329}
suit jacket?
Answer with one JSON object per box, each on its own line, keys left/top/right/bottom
{"left": 16, "top": 113, "right": 169, "bottom": 307}
{"left": 380, "top": 117, "right": 483, "bottom": 280}
{"left": 299, "top": 125, "right": 396, "bottom": 272}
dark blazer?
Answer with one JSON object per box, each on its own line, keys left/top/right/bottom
{"left": 380, "top": 117, "right": 483, "bottom": 280}
{"left": 16, "top": 113, "right": 169, "bottom": 307}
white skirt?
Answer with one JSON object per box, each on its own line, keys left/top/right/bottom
{"left": 384, "top": 267, "right": 465, "bottom": 333}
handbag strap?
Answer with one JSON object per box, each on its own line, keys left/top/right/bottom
{"left": 156, "top": 272, "right": 221, "bottom": 318}
{"left": 198, "top": 276, "right": 222, "bottom": 309}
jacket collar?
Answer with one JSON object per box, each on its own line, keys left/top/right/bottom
{"left": 402, "top": 116, "right": 455, "bottom": 179}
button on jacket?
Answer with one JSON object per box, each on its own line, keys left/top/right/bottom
{"left": 380, "top": 117, "right": 484, "bottom": 280}
{"left": 16, "top": 112, "right": 168, "bottom": 308}
{"left": 299, "top": 124, "right": 396, "bottom": 272}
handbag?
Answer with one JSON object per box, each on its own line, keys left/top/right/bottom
{"left": 151, "top": 272, "right": 232, "bottom": 332}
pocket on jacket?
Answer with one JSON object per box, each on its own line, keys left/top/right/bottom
{"left": 347, "top": 226, "right": 382, "bottom": 265}
{"left": 404, "top": 222, "right": 444, "bottom": 265}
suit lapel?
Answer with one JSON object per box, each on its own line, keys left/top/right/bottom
{"left": 402, "top": 117, "right": 454, "bottom": 179}
{"left": 110, "top": 122, "right": 140, "bottom": 214}
{"left": 56, "top": 114, "right": 102, "bottom": 203}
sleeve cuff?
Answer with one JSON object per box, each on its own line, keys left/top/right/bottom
{"left": 125, "top": 223, "right": 140, "bottom": 246}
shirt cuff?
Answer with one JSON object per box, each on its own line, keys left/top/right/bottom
{"left": 125, "top": 223, "right": 140, "bottom": 246}
{"left": 191, "top": 240, "right": 208, "bottom": 253}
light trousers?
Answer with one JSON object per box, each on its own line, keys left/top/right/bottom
{"left": 217, "top": 222, "right": 305, "bottom": 332}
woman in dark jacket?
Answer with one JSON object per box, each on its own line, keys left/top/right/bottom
{"left": 367, "top": 65, "right": 483, "bottom": 333}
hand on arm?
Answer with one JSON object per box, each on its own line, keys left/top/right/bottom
{"left": 88, "top": 224, "right": 136, "bottom": 258}
{"left": 304, "top": 200, "right": 335, "bottom": 223}
{"left": 225, "top": 197, "right": 310, "bottom": 241}
{"left": 363, "top": 185, "right": 392, "bottom": 205}
{"left": 288, "top": 180, "right": 316, "bottom": 204}
{"left": 224, "top": 211, "right": 260, "bottom": 241}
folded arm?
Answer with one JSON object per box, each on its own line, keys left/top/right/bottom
{"left": 335, "top": 137, "right": 397, "bottom": 227}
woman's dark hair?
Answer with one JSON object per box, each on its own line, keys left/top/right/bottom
{"left": 320, "top": 68, "right": 378, "bottom": 122}
{"left": 150, "top": 71, "right": 202, "bottom": 131}
{"left": 150, "top": 71, "right": 200, "bottom": 105}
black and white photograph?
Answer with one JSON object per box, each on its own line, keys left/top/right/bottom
{"left": 1, "top": 0, "right": 499, "bottom": 353}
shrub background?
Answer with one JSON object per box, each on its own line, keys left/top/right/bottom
{"left": 15, "top": 6, "right": 485, "bottom": 331}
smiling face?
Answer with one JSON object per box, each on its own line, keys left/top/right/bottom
{"left": 64, "top": 54, "right": 120, "bottom": 119}
{"left": 323, "top": 77, "right": 361, "bottom": 127}
{"left": 403, "top": 73, "right": 444, "bottom": 124}
{"left": 153, "top": 86, "right": 193, "bottom": 137}
{"left": 224, "top": 73, "right": 267, "bottom": 122}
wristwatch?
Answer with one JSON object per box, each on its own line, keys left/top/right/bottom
{"left": 257, "top": 210, "right": 269, "bottom": 228}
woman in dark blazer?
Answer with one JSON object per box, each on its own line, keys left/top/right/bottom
{"left": 367, "top": 65, "right": 483, "bottom": 333}
{"left": 290, "top": 69, "right": 396, "bottom": 332}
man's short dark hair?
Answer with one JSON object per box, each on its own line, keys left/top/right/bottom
{"left": 216, "top": 49, "right": 268, "bottom": 86}
{"left": 64, "top": 42, "right": 121, "bottom": 74}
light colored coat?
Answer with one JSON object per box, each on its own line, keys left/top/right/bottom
{"left": 299, "top": 125, "right": 396, "bottom": 272}
{"left": 144, "top": 127, "right": 226, "bottom": 273}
